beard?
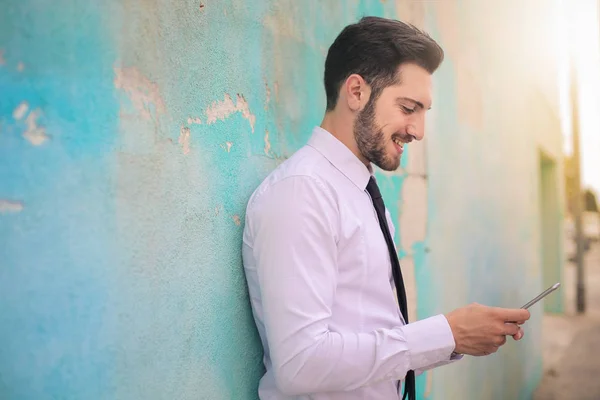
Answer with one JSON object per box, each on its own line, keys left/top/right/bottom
{"left": 353, "top": 99, "right": 401, "bottom": 172}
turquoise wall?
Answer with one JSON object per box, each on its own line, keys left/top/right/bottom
{"left": 0, "top": 1, "right": 564, "bottom": 399}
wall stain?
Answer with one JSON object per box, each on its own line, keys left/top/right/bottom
{"left": 16, "top": 62, "right": 25, "bottom": 72}
{"left": 205, "top": 93, "right": 256, "bottom": 133}
{"left": 220, "top": 141, "right": 233, "bottom": 152}
{"left": 0, "top": 49, "right": 5, "bottom": 66}
{"left": 424, "top": 369, "right": 433, "bottom": 398}
{"left": 179, "top": 126, "right": 191, "bottom": 154}
{"left": 0, "top": 200, "right": 24, "bottom": 213}
{"left": 13, "top": 101, "right": 29, "bottom": 120}
{"left": 264, "top": 80, "right": 271, "bottom": 110}
{"left": 263, "top": 7, "right": 305, "bottom": 43}
{"left": 395, "top": 0, "right": 425, "bottom": 28}
{"left": 273, "top": 81, "right": 279, "bottom": 101}
{"left": 434, "top": 2, "right": 483, "bottom": 130}
{"left": 23, "top": 109, "right": 49, "bottom": 146}
{"left": 187, "top": 116, "right": 202, "bottom": 125}
{"left": 264, "top": 129, "right": 271, "bottom": 155}
{"left": 232, "top": 215, "right": 241, "bottom": 226}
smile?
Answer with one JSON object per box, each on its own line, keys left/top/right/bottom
{"left": 393, "top": 137, "right": 404, "bottom": 150}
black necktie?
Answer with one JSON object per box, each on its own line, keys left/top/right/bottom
{"left": 366, "top": 176, "right": 415, "bottom": 400}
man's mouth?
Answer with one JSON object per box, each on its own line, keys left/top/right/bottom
{"left": 392, "top": 137, "right": 405, "bottom": 150}
{"left": 392, "top": 137, "right": 408, "bottom": 152}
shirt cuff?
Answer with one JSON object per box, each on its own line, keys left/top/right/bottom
{"left": 402, "top": 314, "right": 457, "bottom": 371}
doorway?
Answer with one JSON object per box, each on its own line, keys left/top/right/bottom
{"left": 539, "top": 152, "right": 564, "bottom": 313}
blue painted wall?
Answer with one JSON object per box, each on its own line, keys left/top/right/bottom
{"left": 0, "top": 1, "right": 564, "bottom": 399}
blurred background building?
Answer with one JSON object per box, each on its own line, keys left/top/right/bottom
{"left": 1, "top": 0, "right": 599, "bottom": 399}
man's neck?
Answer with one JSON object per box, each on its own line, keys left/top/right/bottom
{"left": 320, "top": 112, "right": 370, "bottom": 167}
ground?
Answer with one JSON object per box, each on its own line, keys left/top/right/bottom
{"left": 533, "top": 241, "right": 600, "bottom": 400}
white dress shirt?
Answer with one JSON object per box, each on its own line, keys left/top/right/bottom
{"left": 242, "top": 126, "right": 460, "bottom": 399}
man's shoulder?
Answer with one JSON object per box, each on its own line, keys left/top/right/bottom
{"left": 247, "top": 144, "right": 340, "bottom": 211}
{"left": 258, "top": 145, "right": 330, "bottom": 188}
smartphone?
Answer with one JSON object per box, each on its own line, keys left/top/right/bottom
{"left": 521, "top": 282, "right": 561, "bottom": 310}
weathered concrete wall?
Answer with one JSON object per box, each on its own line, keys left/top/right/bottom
{"left": 0, "top": 1, "right": 564, "bottom": 399}
{"left": 420, "top": 1, "right": 566, "bottom": 398}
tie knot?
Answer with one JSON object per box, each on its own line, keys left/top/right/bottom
{"left": 366, "top": 176, "right": 382, "bottom": 200}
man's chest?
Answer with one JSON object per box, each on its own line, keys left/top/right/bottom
{"left": 328, "top": 190, "right": 403, "bottom": 329}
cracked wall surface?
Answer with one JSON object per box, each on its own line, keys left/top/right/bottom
{"left": 0, "top": 1, "right": 564, "bottom": 399}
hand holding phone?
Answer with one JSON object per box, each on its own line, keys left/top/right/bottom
{"left": 505, "top": 282, "right": 561, "bottom": 330}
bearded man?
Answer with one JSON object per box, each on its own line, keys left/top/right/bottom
{"left": 242, "top": 16, "right": 529, "bottom": 400}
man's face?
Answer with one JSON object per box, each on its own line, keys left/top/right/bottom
{"left": 353, "top": 63, "right": 432, "bottom": 171}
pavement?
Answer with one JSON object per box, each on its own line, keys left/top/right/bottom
{"left": 533, "top": 241, "right": 600, "bottom": 400}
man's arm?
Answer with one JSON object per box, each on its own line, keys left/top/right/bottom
{"left": 414, "top": 352, "right": 463, "bottom": 377}
{"left": 249, "top": 175, "right": 457, "bottom": 396}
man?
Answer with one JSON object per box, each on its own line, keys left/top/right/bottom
{"left": 242, "top": 16, "right": 530, "bottom": 400}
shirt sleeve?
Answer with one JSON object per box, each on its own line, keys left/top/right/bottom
{"left": 248, "top": 175, "right": 458, "bottom": 396}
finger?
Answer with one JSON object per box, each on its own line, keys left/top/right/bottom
{"left": 503, "top": 322, "right": 519, "bottom": 336}
{"left": 496, "top": 308, "right": 530, "bottom": 322}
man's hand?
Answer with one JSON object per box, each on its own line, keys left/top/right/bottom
{"left": 512, "top": 325, "right": 525, "bottom": 341}
{"left": 445, "top": 303, "right": 530, "bottom": 356}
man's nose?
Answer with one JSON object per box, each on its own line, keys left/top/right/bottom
{"left": 406, "top": 124, "right": 424, "bottom": 141}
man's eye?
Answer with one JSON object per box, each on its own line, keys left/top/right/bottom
{"left": 401, "top": 106, "right": 415, "bottom": 114}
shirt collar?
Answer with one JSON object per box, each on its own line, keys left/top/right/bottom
{"left": 307, "top": 126, "right": 372, "bottom": 191}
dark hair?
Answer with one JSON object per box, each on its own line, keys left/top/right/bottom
{"left": 324, "top": 16, "right": 444, "bottom": 110}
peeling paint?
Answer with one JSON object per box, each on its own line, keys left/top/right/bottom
{"left": 264, "top": 129, "right": 271, "bottom": 155}
{"left": 179, "top": 126, "right": 191, "bottom": 154}
{"left": 16, "top": 62, "right": 24, "bottom": 72}
{"left": 399, "top": 176, "right": 427, "bottom": 254}
{"left": 23, "top": 109, "right": 49, "bottom": 146}
{"left": 0, "top": 200, "right": 24, "bottom": 213}
{"left": 13, "top": 101, "right": 29, "bottom": 120}
{"left": 199, "top": 2, "right": 205, "bottom": 10}
{"left": 220, "top": 141, "right": 233, "bottom": 152}
{"left": 205, "top": 93, "right": 256, "bottom": 133}
{"left": 424, "top": 370, "right": 433, "bottom": 398}
{"left": 264, "top": 80, "right": 271, "bottom": 110}
{"left": 187, "top": 116, "right": 202, "bottom": 125}
{"left": 232, "top": 215, "right": 241, "bottom": 226}
{"left": 405, "top": 138, "right": 427, "bottom": 176}
{"left": 398, "top": 143, "right": 429, "bottom": 326}
{"left": 401, "top": 257, "right": 418, "bottom": 323}
{"left": 395, "top": 0, "right": 425, "bottom": 28}
{"left": 434, "top": 2, "right": 459, "bottom": 60}
{"left": 113, "top": 66, "right": 166, "bottom": 120}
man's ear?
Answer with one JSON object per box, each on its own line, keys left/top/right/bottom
{"left": 343, "top": 74, "right": 371, "bottom": 112}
